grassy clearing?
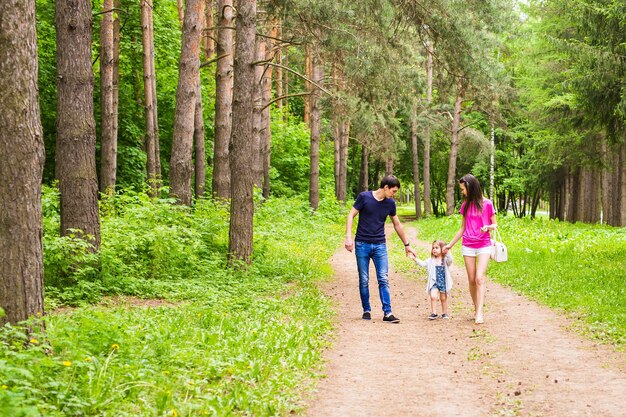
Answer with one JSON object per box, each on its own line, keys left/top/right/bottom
{"left": 1, "top": 191, "right": 343, "bottom": 416}
{"left": 412, "top": 214, "right": 626, "bottom": 346}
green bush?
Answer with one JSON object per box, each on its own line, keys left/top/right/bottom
{"left": 5, "top": 190, "right": 344, "bottom": 416}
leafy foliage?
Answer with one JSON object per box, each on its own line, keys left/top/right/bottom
{"left": 3, "top": 189, "right": 345, "bottom": 416}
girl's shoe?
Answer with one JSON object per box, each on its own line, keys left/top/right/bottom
{"left": 474, "top": 315, "right": 484, "bottom": 324}
{"left": 428, "top": 313, "right": 438, "bottom": 320}
{"left": 441, "top": 314, "right": 450, "bottom": 319}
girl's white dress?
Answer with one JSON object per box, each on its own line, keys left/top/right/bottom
{"left": 414, "top": 254, "right": 453, "bottom": 293}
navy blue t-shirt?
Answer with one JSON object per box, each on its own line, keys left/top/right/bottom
{"left": 353, "top": 191, "right": 397, "bottom": 244}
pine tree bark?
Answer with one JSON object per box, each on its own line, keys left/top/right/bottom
{"left": 212, "top": 0, "right": 234, "bottom": 199}
{"left": 261, "top": 39, "right": 273, "bottom": 199}
{"left": 56, "top": 0, "right": 101, "bottom": 250}
{"left": 203, "top": 0, "right": 215, "bottom": 58}
{"left": 423, "top": 42, "right": 434, "bottom": 216}
{"left": 149, "top": 5, "right": 161, "bottom": 183}
{"left": 304, "top": 45, "right": 312, "bottom": 126}
{"left": 112, "top": 0, "right": 121, "bottom": 179}
{"left": 309, "top": 48, "right": 323, "bottom": 210}
{"left": 141, "top": 0, "right": 158, "bottom": 195}
{"left": 0, "top": 0, "right": 45, "bottom": 325}
{"left": 194, "top": 80, "right": 206, "bottom": 198}
{"left": 338, "top": 120, "right": 350, "bottom": 202}
{"left": 228, "top": 0, "right": 257, "bottom": 264}
{"left": 411, "top": 104, "right": 422, "bottom": 218}
{"left": 170, "top": 0, "right": 205, "bottom": 205}
{"left": 252, "top": 36, "right": 265, "bottom": 188}
{"left": 359, "top": 144, "right": 369, "bottom": 192}
{"left": 273, "top": 22, "right": 283, "bottom": 109}
{"left": 100, "top": 0, "right": 116, "bottom": 194}
{"left": 445, "top": 81, "right": 464, "bottom": 216}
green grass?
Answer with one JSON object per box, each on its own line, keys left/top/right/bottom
{"left": 1, "top": 192, "right": 344, "bottom": 416}
{"left": 413, "top": 215, "right": 626, "bottom": 346}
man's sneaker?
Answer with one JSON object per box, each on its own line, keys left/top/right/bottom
{"left": 441, "top": 314, "right": 450, "bottom": 319}
{"left": 362, "top": 311, "right": 371, "bottom": 320}
{"left": 383, "top": 314, "right": 400, "bottom": 323}
{"left": 428, "top": 313, "right": 439, "bottom": 320}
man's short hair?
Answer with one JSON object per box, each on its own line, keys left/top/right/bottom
{"left": 380, "top": 175, "right": 401, "bottom": 189}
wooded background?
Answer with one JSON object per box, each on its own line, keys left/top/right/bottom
{"left": 1, "top": 0, "right": 625, "bottom": 325}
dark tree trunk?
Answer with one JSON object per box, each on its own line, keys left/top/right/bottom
{"left": 423, "top": 42, "right": 434, "bottom": 216}
{"left": 56, "top": 0, "right": 101, "bottom": 250}
{"left": 194, "top": 80, "right": 206, "bottom": 198}
{"left": 308, "top": 48, "right": 323, "bottom": 210}
{"left": 212, "top": 0, "right": 234, "bottom": 199}
{"left": 169, "top": 0, "right": 205, "bottom": 205}
{"left": 228, "top": 0, "right": 257, "bottom": 264}
{"left": 411, "top": 104, "right": 422, "bottom": 219}
{"left": 0, "top": 0, "right": 45, "bottom": 325}
{"left": 273, "top": 22, "right": 283, "bottom": 109}
{"left": 338, "top": 120, "right": 350, "bottom": 202}
{"left": 112, "top": 0, "right": 120, "bottom": 183}
{"left": 359, "top": 144, "right": 369, "bottom": 192}
{"left": 252, "top": 35, "right": 264, "bottom": 188}
{"left": 99, "top": 0, "right": 116, "bottom": 194}
{"left": 261, "top": 39, "right": 273, "bottom": 199}
{"left": 445, "top": 81, "right": 464, "bottom": 216}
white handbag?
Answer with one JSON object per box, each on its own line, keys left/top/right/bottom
{"left": 490, "top": 229, "right": 508, "bottom": 262}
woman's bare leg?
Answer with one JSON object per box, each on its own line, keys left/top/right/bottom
{"left": 474, "top": 253, "right": 491, "bottom": 323}
{"left": 464, "top": 255, "right": 477, "bottom": 316}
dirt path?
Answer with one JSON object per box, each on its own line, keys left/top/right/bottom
{"left": 304, "top": 226, "right": 626, "bottom": 417}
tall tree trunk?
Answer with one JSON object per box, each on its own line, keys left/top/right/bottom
{"left": 194, "top": 80, "right": 206, "bottom": 198}
{"left": 176, "top": 0, "right": 184, "bottom": 23}
{"left": 274, "top": 22, "right": 283, "bottom": 109}
{"left": 308, "top": 48, "right": 323, "bottom": 210}
{"left": 252, "top": 35, "right": 265, "bottom": 188}
{"left": 423, "top": 42, "right": 433, "bottom": 216}
{"left": 385, "top": 159, "right": 394, "bottom": 176}
{"left": 304, "top": 45, "right": 311, "bottom": 126}
{"left": 212, "top": 0, "right": 234, "bottom": 199}
{"left": 228, "top": 0, "right": 257, "bottom": 264}
{"left": 141, "top": 0, "right": 158, "bottom": 195}
{"left": 565, "top": 169, "right": 579, "bottom": 223}
{"left": 99, "top": 0, "right": 116, "bottom": 194}
{"left": 149, "top": 3, "right": 161, "bottom": 183}
{"left": 411, "top": 104, "right": 422, "bottom": 219}
{"left": 261, "top": 39, "right": 273, "bottom": 199}
{"left": 445, "top": 81, "right": 464, "bottom": 216}
{"left": 333, "top": 119, "right": 340, "bottom": 199}
{"left": 359, "top": 144, "right": 369, "bottom": 192}
{"left": 56, "top": 0, "right": 101, "bottom": 250}
{"left": 170, "top": 0, "right": 205, "bottom": 205}
{"left": 112, "top": 0, "right": 120, "bottom": 183}
{"left": 601, "top": 136, "right": 612, "bottom": 224}
{"left": 203, "top": 0, "right": 215, "bottom": 58}
{"left": 616, "top": 143, "right": 626, "bottom": 227}
{"left": 338, "top": 120, "right": 350, "bottom": 202}
{"left": 0, "top": 0, "right": 45, "bottom": 325}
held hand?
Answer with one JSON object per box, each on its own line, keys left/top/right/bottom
{"left": 442, "top": 245, "right": 450, "bottom": 255}
{"left": 407, "top": 252, "right": 416, "bottom": 260}
{"left": 480, "top": 225, "right": 489, "bottom": 233}
{"left": 405, "top": 245, "right": 417, "bottom": 257}
{"left": 344, "top": 237, "right": 354, "bottom": 252}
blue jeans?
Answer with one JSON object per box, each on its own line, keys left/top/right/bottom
{"left": 355, "top": 241, "right": 392, "bottom": 314}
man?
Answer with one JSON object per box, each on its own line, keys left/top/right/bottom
{"left": 344, "top": 175, "right": 416, "bottom": 323}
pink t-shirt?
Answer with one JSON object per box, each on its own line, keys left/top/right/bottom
{"left": 460, "top": 199, "right": 495, "bottom": 249}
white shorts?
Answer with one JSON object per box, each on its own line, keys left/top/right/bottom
{"left": 461, "top": 245, "right": 492, "bottom": 257}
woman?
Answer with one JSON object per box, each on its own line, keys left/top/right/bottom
{"left": 443, "top": 174, "right": 497, "bottom": 324}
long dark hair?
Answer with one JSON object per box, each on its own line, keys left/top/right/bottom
{"left": 459, "top": 174, "right": 483, "bottom": 214}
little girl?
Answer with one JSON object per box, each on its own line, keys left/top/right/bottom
{"left": 410, "top": 240, "right": 453, "bottom": 320}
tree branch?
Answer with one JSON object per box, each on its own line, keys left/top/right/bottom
{"left": 200, "top": 53, "right": 230, "bottom": 68}
{"left": 261, "top": 92, "right": 311, "bottom": 111}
